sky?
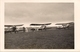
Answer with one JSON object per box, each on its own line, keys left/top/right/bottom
{"left": 5, "top": 3, "right": 74, "bottom": 27}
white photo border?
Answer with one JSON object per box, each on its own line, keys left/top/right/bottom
{"left": 0, "top": 0, "right": 80, "bottom": 52}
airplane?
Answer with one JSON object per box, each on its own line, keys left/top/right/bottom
{"left": 55, "top": 23, "right": 70, "bottom": 29}
{"left": 4, "top": 24, "right": 24, "bottom": 33}
{"left": 30, "top": 23, "right": 52, "bottom": 31}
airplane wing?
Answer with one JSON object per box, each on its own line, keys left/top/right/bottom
{"left": 14, "top": 24, "right": 24, "bottom": 26}
{"left": 30, "top": 24, "right": 42, "bottom": 26}
{"left": 5, "top": 24, "right": 24, "bottom": 27}
{"left": 45, "top": 23, "right": 51, "bottom": 25}
{"left": 5, "top": 25, "right": 13, "bottom": 27}
{"left": 55, "top": 22, "right": 74, "bottom": 25}
{"left": 30, "top": 23, "right": 51, "bottom": 26}
{"left": 55, "top": 23, "right": 67, "bottom": 25}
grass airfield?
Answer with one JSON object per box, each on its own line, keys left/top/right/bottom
{"left": 5, "top": 28, "right": 74, "bottom": 49}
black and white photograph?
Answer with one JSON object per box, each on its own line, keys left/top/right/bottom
{"left": 4, "top": 3, "right": 74, "bottom": 49}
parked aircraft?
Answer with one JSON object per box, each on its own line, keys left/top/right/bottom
{"left": 4, "top": 24, "right": 25, "bottom": 33}
{"left": 55, "top": 23, "right": 70, "bottom": 29}
{"left": 30, "top": 23, "right": 52, "bottom": 31}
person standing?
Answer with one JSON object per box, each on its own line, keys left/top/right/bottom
{"left": 23, "top": 27, "right": 26, "bottom": 32}
{"left": 12, "top": 26, "right": 17, "bottom": 33}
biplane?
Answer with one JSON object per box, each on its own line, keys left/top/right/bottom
{"left": 55, "top": 23, "right": 70, "bottom": 29}
{"left": 4, "top": 24, "right": 24, "bottom": 33}
{"left": 30, "top": 23, "right": 52, "bottom": 31}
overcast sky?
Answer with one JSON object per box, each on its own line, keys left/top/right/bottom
{"left": 5, "top": 3, "right": 74, "bottom": 27}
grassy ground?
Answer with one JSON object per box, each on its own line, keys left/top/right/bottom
{"left": 5, "top": 28, "right": 74, "bottom": 49}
